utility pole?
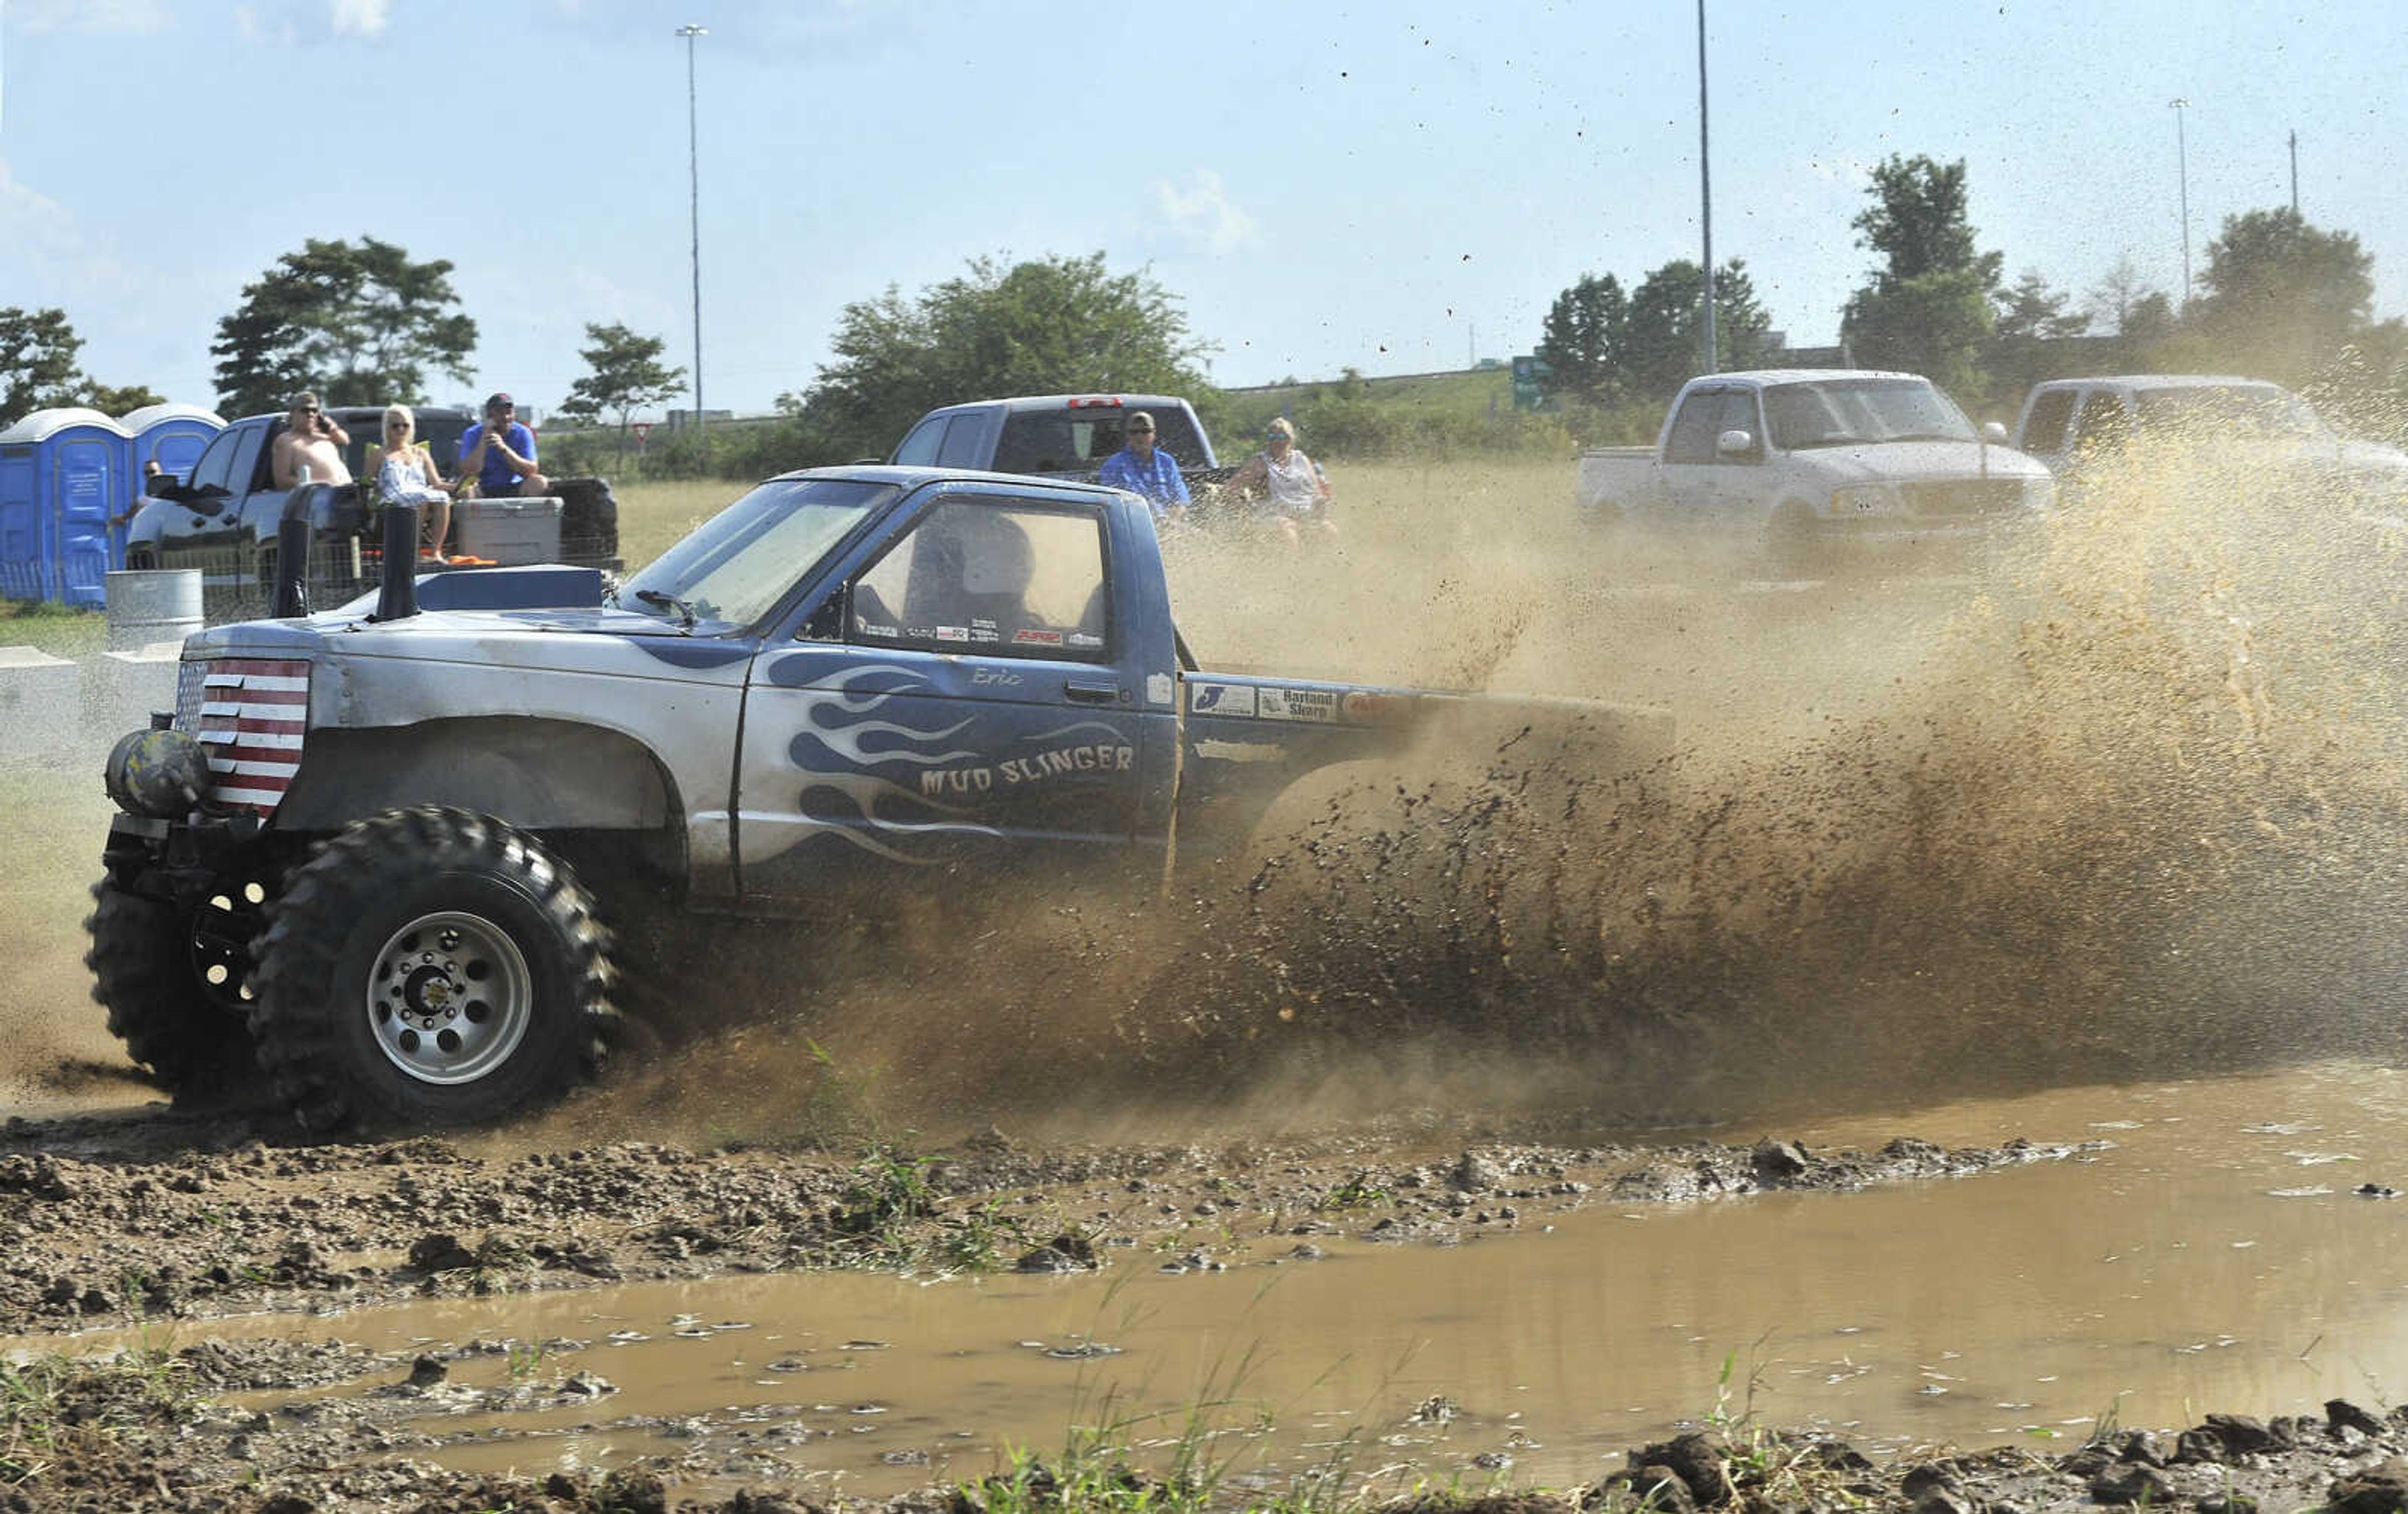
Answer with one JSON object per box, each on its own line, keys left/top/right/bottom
{"left": 677, "top": 24, "right": 707, "bottom": 430}
{"left": 1697, "top": 0, "right": 1716, "bottom": 374}
{"left": 2289, "top": 129, "right": 2300, "bottom": 216}
{"left": 2170, "top": 97, "right": 2192, "bottom": 305}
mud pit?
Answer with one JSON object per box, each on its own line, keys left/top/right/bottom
{"left": 11, "top": 453, "right": 2408, "bottom": 1509}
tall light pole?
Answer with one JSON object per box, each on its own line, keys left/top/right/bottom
{"left": 2170, "top": 97, "right": 2192, "bottom": 306}
{"left": 1696, "top": 0, "right": 1717, "bottom": 374}
{"left": 677, "top": 24, "right": 707, "bottom": 429}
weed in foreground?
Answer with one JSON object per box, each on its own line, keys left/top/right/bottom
{"left": 0, "top": 1348, "right": 199, "bottom": 1488}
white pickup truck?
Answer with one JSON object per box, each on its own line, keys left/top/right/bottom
{"left": 1576, "top": 369, "right": 2053, "bottom": 576}
{"left": 2011, "top": 374, "right": 2408, "bottom": 508}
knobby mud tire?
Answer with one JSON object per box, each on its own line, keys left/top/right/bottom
{"left": 248, "top": 807, "right": 620, "bottom": 1133}
{"left": 84, "top": 880, "right": 258, "bottom": 1096}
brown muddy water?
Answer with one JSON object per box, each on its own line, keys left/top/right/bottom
{"left": 20, "top": 1061, "right": 2408, "bottom": 1500}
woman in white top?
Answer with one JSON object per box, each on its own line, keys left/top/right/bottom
{"left": 374, "top": 404, "right": 473, "bottom": 563}
{"left": 1227, "top": 416, "right": 1337, "bottom": 544}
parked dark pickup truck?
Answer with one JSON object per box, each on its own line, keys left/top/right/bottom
{"left": 127, "top": 405, "right": 620, "bottom": 618}
{"left": 889, "top": 394, "right": 1240, "bottom": 507}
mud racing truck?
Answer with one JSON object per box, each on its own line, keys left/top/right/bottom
{"left": 1576, "top": 370, "right": 2053, "bottom": 576}
{"left": 92, "top": 466, "right": 1667, "bottom": 1132}
{"left": 127, "top": 405, "right": 621, "bottom": 620}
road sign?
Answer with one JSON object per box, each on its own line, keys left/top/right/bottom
{"left": 631, "top": 422, "right": 653, "bottom": 443}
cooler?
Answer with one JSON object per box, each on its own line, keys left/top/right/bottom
{"left": 453, "top": 495, "right": 562, "bottom": 566}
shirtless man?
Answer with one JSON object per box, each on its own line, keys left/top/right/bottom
{"left": 271, "top": 392, "right": 352, "bottom": 489}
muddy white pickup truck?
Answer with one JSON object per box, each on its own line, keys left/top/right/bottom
{"left": 2011, "top": 374, "right": 2408, "bottom": 508}
{"left": 1576, "top": 370, "right": 2053, "bottom": 575}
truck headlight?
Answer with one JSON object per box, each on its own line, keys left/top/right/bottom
{"left": 1831, "top": 484, "right": 1903, "bottom": 516}
{"left": 105, "top": 728, "right": 213, "bottom": 818}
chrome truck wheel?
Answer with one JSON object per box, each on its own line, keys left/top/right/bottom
{"left": 250, "top": 807, "right": 620, "bottom": 1131}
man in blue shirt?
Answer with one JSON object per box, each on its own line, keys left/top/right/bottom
{"left": 457, "top": 392, "right": 551, "bottom": 498}
{"left": 1098, "top": 410, "right": 1189, "bottom": 522}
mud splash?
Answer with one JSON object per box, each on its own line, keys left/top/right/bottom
{"left": 576, "top": 450, "right": 2408, "bottom": 1147}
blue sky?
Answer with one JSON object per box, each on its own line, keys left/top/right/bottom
{"left": 3, "top": 0, "right": 2402, "bottom": 420}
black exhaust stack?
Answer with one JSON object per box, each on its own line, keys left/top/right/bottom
{"left": 373, "top": 501, "right": 420, "bottom": 622}
{"left": 270, "top": 485, "right": 316, "bottom": 618}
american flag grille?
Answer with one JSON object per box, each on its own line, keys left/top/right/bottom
{"left": 173, "top": 660, "right": 209, "bottom": 732}
{"left": 194, "top": 659, "right": 310, "bottom": 815}
{"left": 1904, "top": 479, "right": 2025, "bottom": 517}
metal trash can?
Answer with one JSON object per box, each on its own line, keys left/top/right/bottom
{"left": 104, "top": 568, "right": 203, "bottom": 650}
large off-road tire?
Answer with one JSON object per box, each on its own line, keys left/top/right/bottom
{"left": 248, "top": 807, "right": 618, "bottom": 1132}
{"left": 84, "top": 880, "right": 260, "bottom": 1095}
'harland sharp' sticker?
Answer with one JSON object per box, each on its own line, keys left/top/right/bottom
{"left": 935, "top": 626, "right": 970, "bottom": 642}
{"left": 1188, "top": 680, "right": 1257, "bottom": 717}
{"left": 861, "top": 623, "right": 899, "bottom": 638}
{"left": 1257, "top": 686, "right": 1339, "bottom": 723}
{"left": 1012, "top": 628, "right": 1064, "bottom": 646}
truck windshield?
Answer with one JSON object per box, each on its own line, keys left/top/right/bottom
{"left": 2134, "top": 386, "right": 2323, "bottom": 440}
{"left": 1762, "top": 379, "right": 1978, "bottom": 449}
{"left": 995, "top": 407, "right": 1209, "bottom": 474}
{"left": 619, "top": 477, "right": 898, "bottom": 630}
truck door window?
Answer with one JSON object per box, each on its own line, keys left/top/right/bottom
{"left": 1716, "top": 391, "right": 1765, "bottom": 461}
{"left": 1663, "top": 390, "right": 1726, "bottom": 465}
{"left": 2021, "top": 390, "right": 2076, "bottom": 453}
{"left": 231, "top": 426, "right": 272, "bottom": 493}
{"left": 892, "top": 416, "right": 947, "bottom": 466}
{"left": 936, "top": 414, "right": 988, "bottom": 468}
{"left": 188, "top": 428, "right": 241, "bottom": 495}
{"left": 2073, "top": 393, "right": 2128, "bottom": 452}
{"left": 849, "top": 499, "right": 1109, "bottom": 659}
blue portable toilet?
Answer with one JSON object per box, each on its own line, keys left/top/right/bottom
{"left": 0, "top": 407, "right": 134, "bottom": 606}
{"left": 120, "top": 403, "right": 224, "bottom": 485}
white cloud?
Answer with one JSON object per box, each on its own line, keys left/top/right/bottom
{"left": 1153, "top": 169, "right": 1258, "bottom": 256}
{"left": 329, "top": 0, "right": 388, "bottom": 37}
{"left": 11, "top": 0, "right": 170, "bottom": 35}
{"left": 0, "top": 156, "right": 73, "bottom": 248}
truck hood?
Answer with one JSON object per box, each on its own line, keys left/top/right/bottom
{"left": 184, "top": 604, "right": 739, "bottom": 667}
{"left": 1803, "top": 438, "right": 2052, "bottom": 485}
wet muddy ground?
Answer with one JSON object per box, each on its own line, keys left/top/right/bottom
{"left": 11, "top": 1069, "right": 2408, "bottom": 1511}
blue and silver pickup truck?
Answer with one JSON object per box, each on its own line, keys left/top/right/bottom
{"left": 90, "top": 466, "right": 1666, "bottom": 1131}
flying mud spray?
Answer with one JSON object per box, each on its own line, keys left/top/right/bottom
{"left": 576, "top": 441, "right": 2408, "bottom": 1150}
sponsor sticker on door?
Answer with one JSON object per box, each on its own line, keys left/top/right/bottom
{"left": 1188, "top": 680, "right": 1257, "bottom": 717}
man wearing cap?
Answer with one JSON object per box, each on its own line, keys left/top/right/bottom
{"left": 457, "top": 393, "right": 549, "bottom": 499}
{"left": 1097, "top": 410, "right": 1190, "bottom": 522}
{"left": 271, "top": 392, "right": 352, "bottom": 489}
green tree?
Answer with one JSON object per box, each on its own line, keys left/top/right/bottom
{"left": 79, "top": 381, "right": 166, "bottom": 414}
{"left": 1534, "top": 272, "right": 1629, "bottom": 408}
{"left": 0, "top": 307, "right": 85, "bottom": 425}
{"left": 555, "top": 322, "right": 687, "bottom": 463}
{"left": 791, "top": 252, "right": 1213, "bottom": 462}
{"left": 1983, "top": 270, "right": 2092, "bottom": 411}
{"left": 2191, "top": 208, "right": 2377, "bottom": 385}
{"left": 1622, "top": 257, "right": 1775, "bottom": 400}
{"left": 1839, "top": 155, "right": 2004, "bottom": 395}
{"left": 209, "top": 236, "right": 477, "bottom": 416}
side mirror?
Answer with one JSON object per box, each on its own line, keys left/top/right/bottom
{"left": 1982, "top": 421, "right": 2010, "bottom": 443}
{"left": 1715, "top": 428, "right": 1755, "bottom": 457}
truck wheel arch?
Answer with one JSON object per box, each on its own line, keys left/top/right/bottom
{"left": 278, "top": 717, "right": 682, "bottom": 840}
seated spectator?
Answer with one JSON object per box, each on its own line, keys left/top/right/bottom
{"left": 1227, "top": 416, "right": 1337, "bottom": 545}
{"left": 377, "top": 405, "right": 486, "bottom": 564}
{"left": 1097, "top": 410, "right": 1190, "bottom": 522}
{"left": 272, "top": 392, "right": 352, "bottom": 489}
{"left": 457, "top": 392, "right": 549, "bottom": 499}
